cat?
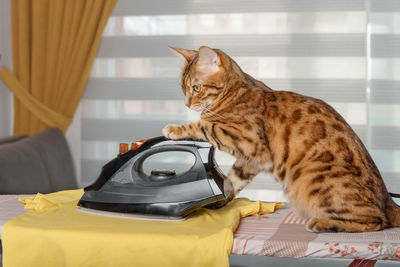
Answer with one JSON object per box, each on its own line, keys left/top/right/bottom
{"left": 162, "top": 46, "right": 400, "bottom": 233}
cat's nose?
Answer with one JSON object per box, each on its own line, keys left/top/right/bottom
{"left": 185, "top": 97, "right": 192, "bottom": 108}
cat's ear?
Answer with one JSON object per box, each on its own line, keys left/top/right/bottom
{"left": 197, "top": 46, "right": 221, "bottom": 73}
{"left": 170, "top": 47, "right": 197, "bottom": 62}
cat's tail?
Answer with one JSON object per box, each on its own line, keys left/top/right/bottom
{"left": 386, "top": 198, "right": 400, "bottom": 227}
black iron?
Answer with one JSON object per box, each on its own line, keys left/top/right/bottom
{"left": 78, "top": 136, "right": 227, "bottom": 218}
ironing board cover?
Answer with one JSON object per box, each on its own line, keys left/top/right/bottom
{"left": 1, "top": 193, "right": 400, "bottom": 265}
{"left": 233, "top": 205, "right": 400, "bottom": 261}
{"left": 0, "top": 195, "right": 28, "bottom": 237}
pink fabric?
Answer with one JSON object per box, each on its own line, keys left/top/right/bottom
{"left": 0, "top": 195, "right": 18, "bottom": 202}
{"left": 0, "top": 195, "right": 29, "bottom": 238}
{"left": 233, "top": 205, "right": 400, "bottom": 262}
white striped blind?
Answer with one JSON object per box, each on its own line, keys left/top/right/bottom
{"left": 81, "top": 0, "right": 400, "bottom": 201}
{"left": 369, "top": 0, "right": 400, "bottom": 194}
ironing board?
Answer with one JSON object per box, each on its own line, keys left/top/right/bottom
{"left": 1, "top": 195, "right": 400, "bottom": 267}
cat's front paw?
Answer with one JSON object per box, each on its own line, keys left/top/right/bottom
{"left": 162, "top": 124, "right": 184, "bottom": 139}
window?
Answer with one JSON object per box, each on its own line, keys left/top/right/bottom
{"left": 369, "top": 0, "right": 400, "bottom": 195}
{"left": 80, "top": 0, "right": 400, "bottom": 201}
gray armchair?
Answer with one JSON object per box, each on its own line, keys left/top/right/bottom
{"left": 0, "top": 127, "right": 78, "bottom": 194}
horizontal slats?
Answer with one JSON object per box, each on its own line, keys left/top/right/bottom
{"left": 370, "top": 80, "right": 400, "bottom": 104}
{"left": 109, "top": 0, "right": 400, "bottom": 21}
{"left": 265, "top": 79, "right": 366, "bottom": 102}
{"left": 97, "top": 34, "right": 365, "bottom": 58}
{"left": 352, "top": 125, "right": 366, "bottom": 144}
{"left": 112, "top": 0, "right": 365, "bottom": 16}
{"left": 82, "top": 0, "right": 400, "bottom": 192}
{"left": 82, "top": 118, "right": 367, "bottom": 143}
{"left": 81, "top": 159, "right": 107, "bottom": 186}
{"left": 371, "top": 34, "right": 400, "bottom": 57}
{"left": 371, "top": 126, "right": 400, "bottom": 150}
{"left": 82, "top": 118, "right": 187, "bottom": 141}
{"left": 111, "top": 0, "right": 400, "bottom": 18}
{"left": 85, "top": 78, "right": 366, "bottom": 102}
{"left": 85, "top": 78, "right": 182, "bottom": 100}
{"left": 383, "top": 172, "right": 400, "bottom": 194}
{"left": 370, "top": 0, "right": 400, "bottom": 12}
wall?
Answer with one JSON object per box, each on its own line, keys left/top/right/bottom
{"left": 0, "top": 0, "right": 12, "bottom": 138}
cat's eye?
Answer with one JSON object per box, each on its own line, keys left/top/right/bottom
{"left": 192, "top": 84, "right": 202, "bottom": 93}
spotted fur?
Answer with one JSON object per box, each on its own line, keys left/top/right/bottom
{"left": 163, "top": 46, "right": 400, "bottom": 233}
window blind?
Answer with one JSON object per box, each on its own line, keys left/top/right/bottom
{"left": 81, "top": 0, "right": 399, "bottom": 201}
{"left": 369, "top": 0, "right": 400, "bottom": 194}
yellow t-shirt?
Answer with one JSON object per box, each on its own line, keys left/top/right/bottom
{"left": 2, "top": 189, "right": 283, "bottom": 267}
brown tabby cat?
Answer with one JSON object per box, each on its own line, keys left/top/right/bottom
{"left": 162, "top": 46, "right": 400, "bottom": 233}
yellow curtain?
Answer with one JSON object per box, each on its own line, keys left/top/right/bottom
{"left": 0, "top": 0, "right": 117, "bottom": 135}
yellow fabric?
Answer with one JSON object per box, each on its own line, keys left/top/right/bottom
{"left": 2, "top": 190, "right": 283, "bottom": 267}
{"left": 0, "top": 68, "right": 71, "bottom": 130}
{"left": 0, "top": 0, "right": 117, "bottom": 135}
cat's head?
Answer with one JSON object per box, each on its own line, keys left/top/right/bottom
{"left": 171, "top": 46, "right": 229, "bottom": 112}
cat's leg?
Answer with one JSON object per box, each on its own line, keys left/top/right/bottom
{"left": 163, "top": 121, "right": 259, "bottom": 194}
{"left": 306, "top": 218, "right": 385, "bottom": 233}
{"left": 163, "top": 121, "right": 240, "bottom": 157}
{"left": 163, "top": 121, "right": 233, "bottom": 152}
{"left": 208, "top": 159, "right": 259, "bottom": 209}
{"left": 306, "top": 195, "right": 389, "bottom": 233}
{"left": 226, "top": 159, "right": 260, "bottom": 200}
{"left": 163, "top": 122, "right": 259, "bottom": 208}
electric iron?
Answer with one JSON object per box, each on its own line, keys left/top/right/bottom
{"left": 77, "top": 136, "right": 228, "bottom": 221}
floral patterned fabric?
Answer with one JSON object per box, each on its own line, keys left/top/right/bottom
{"left": 233, "top": 205, "right": 400, "bottom": 262}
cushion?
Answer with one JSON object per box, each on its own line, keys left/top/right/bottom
{"left": 0, "top": 135, "right": 27, "bottom": 146}
{"left": 0, "top": 128, "right": 77, "bottom": 194}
